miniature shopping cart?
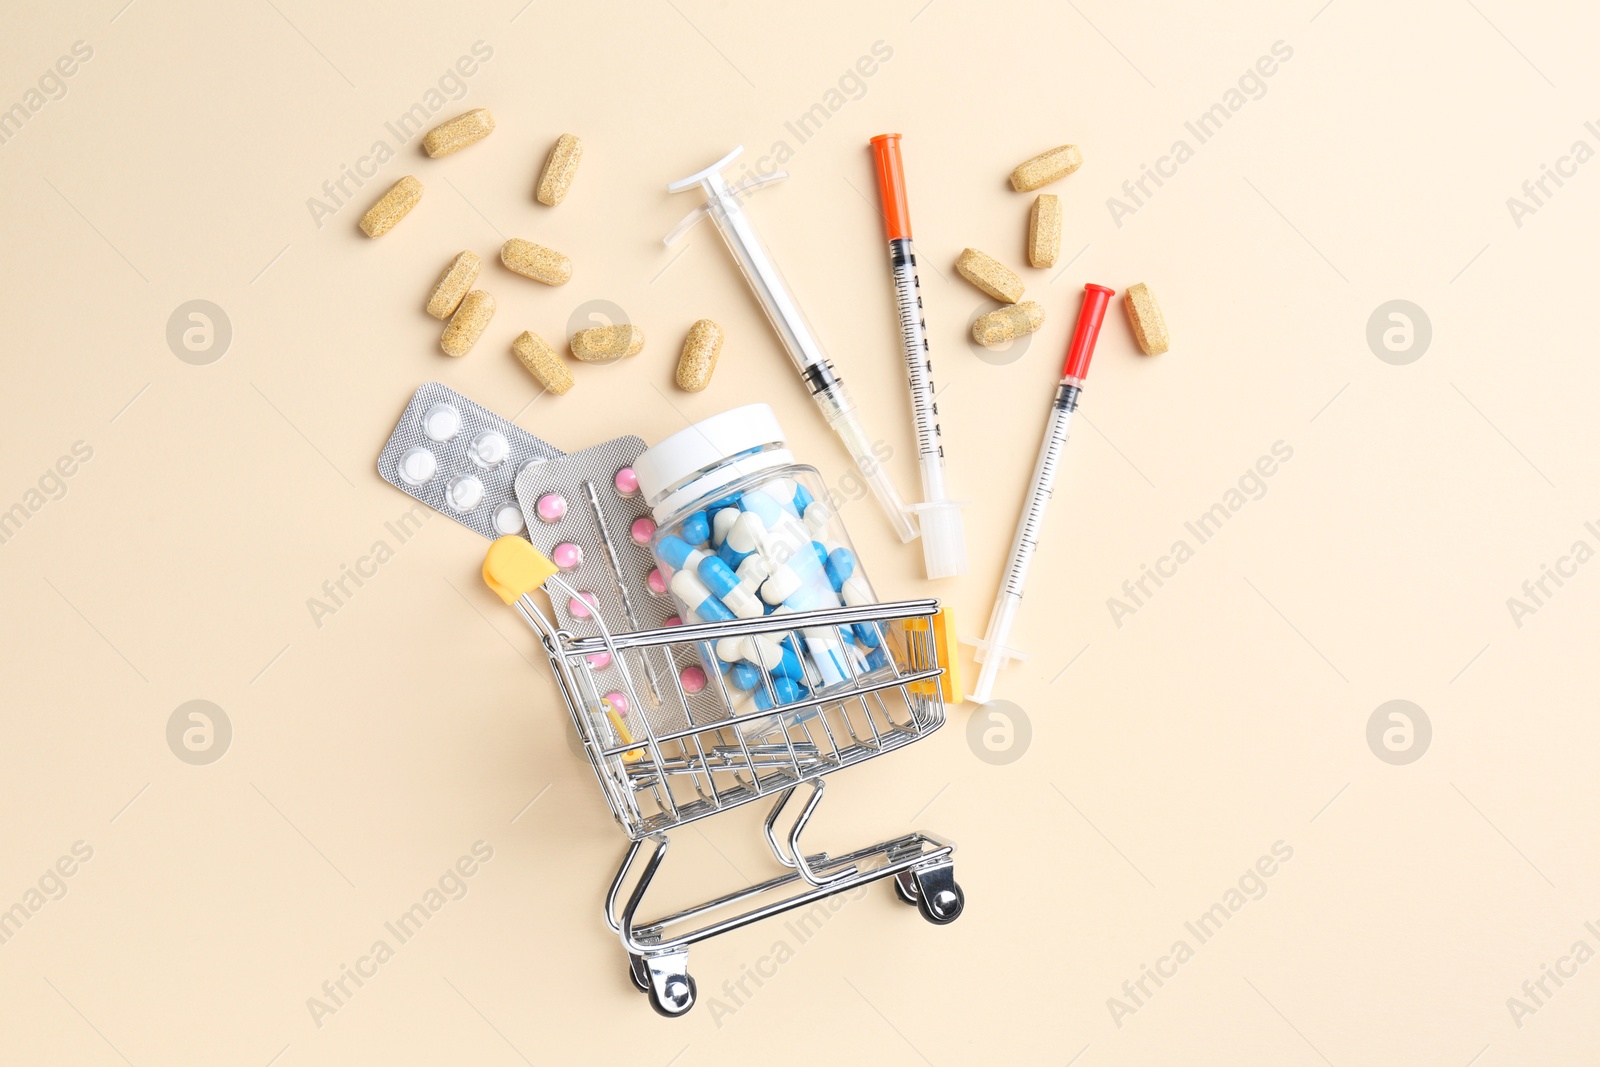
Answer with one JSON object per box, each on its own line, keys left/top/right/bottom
{"left": 483, "top": 536, "right": 965, "bottom": 1017}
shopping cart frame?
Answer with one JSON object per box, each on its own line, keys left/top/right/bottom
{"left": 500, "top": 567, "right": 964, "bottom": 1017}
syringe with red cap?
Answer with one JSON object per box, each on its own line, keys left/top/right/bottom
{"left": 971, "top": 282, "right": 1115, "bottom": 704}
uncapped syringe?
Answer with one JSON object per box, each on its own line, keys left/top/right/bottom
{"left": 970, "top": 282, "right": 1115, "bottom": 705}
{"left": 666, "top": 147, "right": 919, "bottom": 544}
{"left": 868, "top": 133, "right": 967, "bottom": 580}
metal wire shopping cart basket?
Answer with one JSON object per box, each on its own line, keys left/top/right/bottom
{"left": 484, "top": 536, "right": 965, "bottom": 1017}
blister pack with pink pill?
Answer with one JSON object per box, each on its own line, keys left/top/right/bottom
{"left": 513, "top": 436, "right": 724, "bottom": 735}
{"left": 378, "top": 382, "right": 564, "bottom": 539}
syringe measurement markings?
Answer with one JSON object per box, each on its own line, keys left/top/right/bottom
{"left": 892, "top": 258, "right": 941, "bottom": 460}
{"left": 1000, "top": 411, "right": 1071, "bottom": 599}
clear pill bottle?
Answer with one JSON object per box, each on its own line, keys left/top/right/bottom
{"left": 633, "top": 404, "right": 887, "bottom": 723}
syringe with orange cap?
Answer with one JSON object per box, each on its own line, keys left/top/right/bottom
{"left": 869, "top": 133, "right": 967, "bottom": 580}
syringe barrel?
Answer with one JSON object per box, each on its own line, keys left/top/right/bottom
{"left": 997, "top": 394, "right": 1075, "bottom": 599}
{"left": 698, "top": 173, "right": 829, "bottom": 377}
{"left": 888, "top": 240, "right": 941, "bottom": 466}
{"left": 669, "top": 150, "right": 919, "bottom": 542}
{"left": 812, "top": 378, "right": 919, "bottom": 544}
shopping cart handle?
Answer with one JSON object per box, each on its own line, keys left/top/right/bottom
{"left": 482, "top": 535, "right": 560, "bottom": 605}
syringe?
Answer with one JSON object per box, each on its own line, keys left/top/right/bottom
{"left": 666, "top": 147, "right": 919, "bottom": 544}
{"left": 868, "top": 133, "right": 967, "bottom": 580}
{"left": 970, "top": 282, "right": 1115, "bottom": 705}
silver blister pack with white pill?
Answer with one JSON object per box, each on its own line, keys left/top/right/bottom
{"left": 513, "top": 436, "right": 730, "bottom": 743}
{"left": 377, "top": 382, "right": 563, "bottom": 539}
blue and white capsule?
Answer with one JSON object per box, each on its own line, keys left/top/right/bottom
{"left": 658, "top": 535, "right": 763, "bottom": 619}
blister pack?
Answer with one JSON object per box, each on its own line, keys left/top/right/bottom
{"left": 377, "top": 382, "right": 563, "bottom": 539}
{"left": 512, "top": 436, "right": 736, "bottom": 745}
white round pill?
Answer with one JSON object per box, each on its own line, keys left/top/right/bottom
{"left": 422, "top": 403, "right": 462, "bottom": 442}
{"left": 470, "top": 430, "right": 510, "bottom": 469}
{"left": 446, "top": 474, "right": 485, "bottom": 512}
{"left": 397, "top": 447, "right": 437, "bottom": 486}
{"left": 493, "top": 504, "right": 525, "bottom": 534}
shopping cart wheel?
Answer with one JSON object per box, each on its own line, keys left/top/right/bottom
{"left": 640, "top": 950, "right": 697, "bottom": 1017}
{"left": 917, "top": 883, "right": 964, "bottom": 925}
{"left": 627, "top": 954, "right": 650, "bottom": 993}
{"left": 908, "top": 862, "right": 963, "bottom": 925}
{"left": 647, "top": 974, "right": 697, "bottom": 1018}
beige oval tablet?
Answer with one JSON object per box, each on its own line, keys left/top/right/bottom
{"left": 675, "top": 319, "right": 724, "bottom": 391}
{"left": 955, "top": 248, "right": 1024, "bottom": 303}
{"left": 440, "top": 290, "right": 495, "bottom": 358}
{"left": 512, "top": 330, "right": 574, "bottom": 394}
{"left": 1010, "top": 144, "right": 1082, "bottom": 192}
{"left": 1124, "top": 283, "right": 1169, "bottom": 355}
{"left": 501, "top": 238, "right": 572, "bottom": 285}
{"left": 972, "top": 302, "right": 1045, "bottom": 347}
{"left": 571, "top": 324, "right": 645, "bottom": 362}
{"left": 359, "top": 176, "right": 422, "bottom": 238}
{"left": 426, "top": 250, "right": 481, "bottom": 319}
{"left": 1028, "top": 194, "right": 1061, "bottom": 269}
{"left": 422, "top": 108, "right": 494, "bottom": 158}
{"left": 536, "top": 134, "right": 583, "bottom": 206}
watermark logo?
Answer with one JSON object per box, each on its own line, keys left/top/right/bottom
{"left": 306, "top": 841, "right": 495, "bottom": 1029}
{"left": 1505, "top": 122, "right": 1600, "bottom": 229}
{"left": 1366, "top": 700, "right": 1430, "bottom": 765}
{"left": 1108, "top": 840, "right": 1294, "bottom": 1027}
{"left": 0, "top": 841, "right": 94, "bottom": 948}
{"left": 306, "top": 503, "right": 432, "bottom": 629}
{"left": 966, "top": 301, "right": 1034, "bottom": 366}
{"left": 1505, "top": 919, "right": 1600, "bottom": 1029}
{"left": 564, "top": 299, "right": 632, "bottom": 365}
{"left": 305, "top": 42, "right": 493, "bottom": 230}
{"left": 1366, "top": 300, "right": 1430, "bottom": 365}
{"left": 1107, "top": 441, "right": 1294, "bottom": 627}
{"left": 0, "top": 40, "right": 93, "bottom": 148}
{"left": 0, "top": 440, "right": 93, "bottom": 548}
{"left": 1505, "top": 521, "right": 1600, "bottom": 628}
{"left": 706, "top": 884, "right": 868, "bottom": 1027}
{"left": 725, "top": 41, "right": 895, "bottom": 187}
{"left": 1107, "top": 40, "right": 1295, "bottom": 228}
{"left": 167, "top": 700, "right": 231, "bottom": 765}
{"left": 167, "top": 300, "right": 231, "bottom": 366}
{"left": 966, "top": 700, "right": 1031, "bottom": 765}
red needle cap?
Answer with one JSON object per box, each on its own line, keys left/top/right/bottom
{"left": 1062, "top": 283, "right": 1116, "bottom": 379}
{"left": 868, "top": 133, "right": 913, "bottom": 241}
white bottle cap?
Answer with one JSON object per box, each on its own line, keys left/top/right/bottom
{"left": 634, "top": 404, "right": 793, "bottom": 520}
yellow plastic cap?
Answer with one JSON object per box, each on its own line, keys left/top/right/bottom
{"left": 933, "top": 605, "right": 963, "bottom": 704}
{"left": 482, "top": 536, "right": 559, "bottom": 604}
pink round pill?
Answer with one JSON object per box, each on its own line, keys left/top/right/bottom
{"left": 680, "top": 666, "right": 708, "bottom": 694}
{"left": 568, "top": 591, "right": 599, "bottom": 619}
{"left": 604, "top": 692, "right": 629, "bottom": 717}
{"left": 647, "top": 568, "right": 668, "bottom": 595}
{"left": 552, "top": 543, "right": 583, "bottom": 571}
{"left": 631, "top": 516, "right": 656, "bottom": 544}
{"left": 663, "top": 615, "right": 682, "bottom": 627}
{"left": 586, "top": 650, "right": 612, "bottom": 670}
{"left": 614, "top": 467, "right": 639, "bottom": 497}
{"left": 536, "top": 493, "right": 567, "bottom": 523}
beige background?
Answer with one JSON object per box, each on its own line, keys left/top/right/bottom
{"left": 3, "top": 0, "right": 1598, "bottom": 1062}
